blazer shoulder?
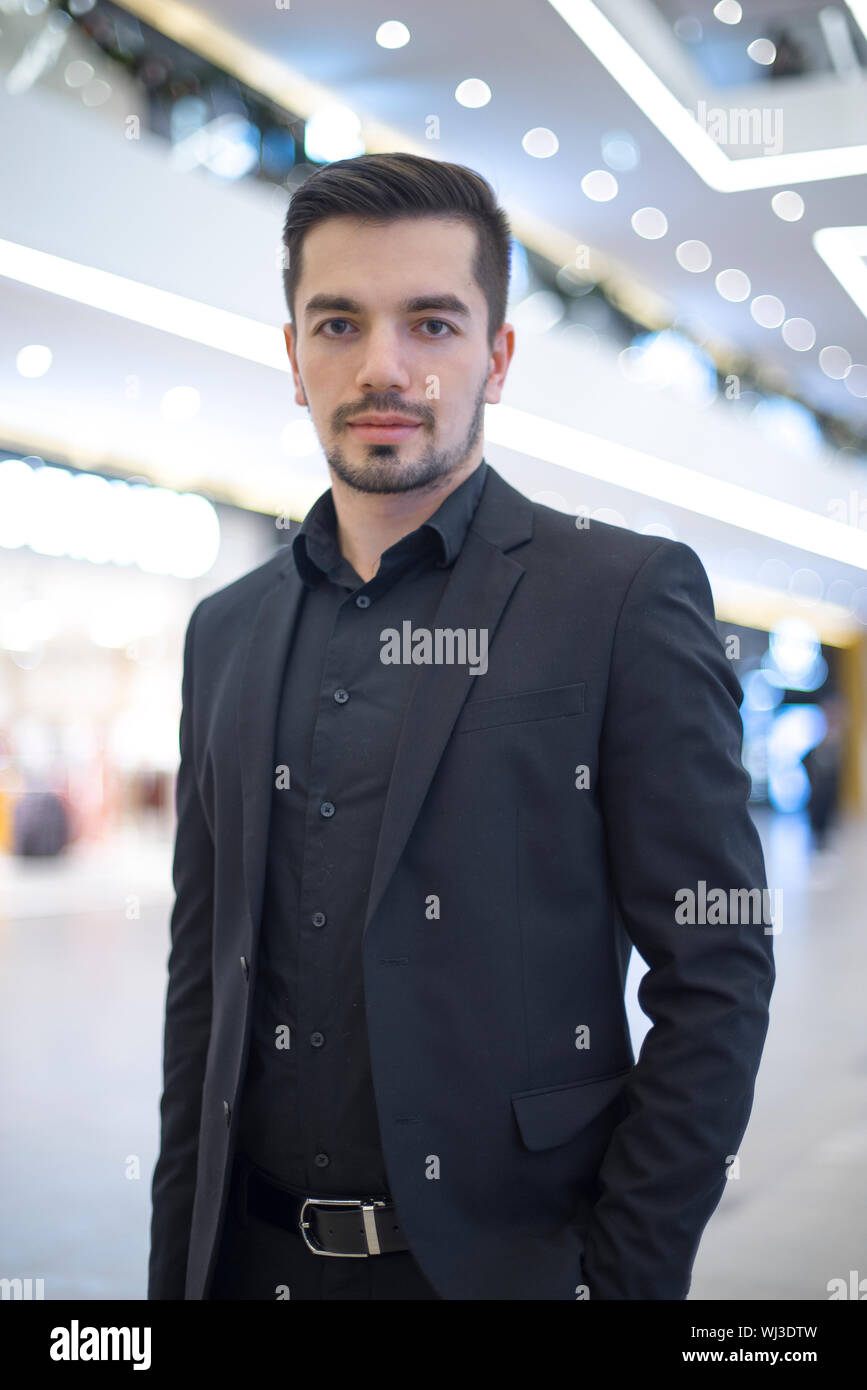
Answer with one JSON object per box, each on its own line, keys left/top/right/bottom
{"left": 191, "top": 545, "right": 292, "bottom": 630}
{"left": 525, "top": 491, "right": 690, "bottom": 584}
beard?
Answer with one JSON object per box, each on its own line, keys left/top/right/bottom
{"left": 321, "top": 377, "right": 487, "bottom": 496}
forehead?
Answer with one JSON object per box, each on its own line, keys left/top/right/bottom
{"left": 298, "top": 215, "right": 481, "bottom": 295}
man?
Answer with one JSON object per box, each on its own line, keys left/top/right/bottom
{"left": 148, "top": 152, "right": 775, "bottom": 1301}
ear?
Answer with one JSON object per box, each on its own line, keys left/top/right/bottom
{"left": 484, "top": 321, "right": 516, "bottom": 405}
{"left": 283, "top": 322, "right": 308, "bottom": 407}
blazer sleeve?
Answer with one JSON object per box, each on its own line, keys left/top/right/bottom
{"left": 584, "top": 539, "right": 775, "bottom": 1299}
{"left": 147, "top": 601, "right": 215, "bottom": 1299}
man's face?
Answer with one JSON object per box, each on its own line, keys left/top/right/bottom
{"left": 283, "top": 215, "right": 513, "bottom": 495}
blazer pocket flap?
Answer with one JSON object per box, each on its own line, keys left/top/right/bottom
{"left": 454, "top": 682, "right": 585, "bottom": 734}
{"left": 511, "top": 1066, "right": 632, "bottom": 1152}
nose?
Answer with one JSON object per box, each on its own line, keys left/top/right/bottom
{"left": 355, "top": 324, "right": 412, "bottom": 395}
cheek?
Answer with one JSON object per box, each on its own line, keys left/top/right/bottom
{"left": 424, "top": 368, "right": 470, "bottom": 416}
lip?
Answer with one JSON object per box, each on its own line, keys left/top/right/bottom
{"left": 348, "top": 418, "right": 422, "bottom": 441}
{"left": 350, "top": 414, "right": 420, "bottom": 426}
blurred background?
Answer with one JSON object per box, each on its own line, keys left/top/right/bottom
{"left": 0, "top": 0, "right": 865, "bottom": 1300}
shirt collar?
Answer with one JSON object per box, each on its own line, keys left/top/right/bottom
{"left": 293, "top": 459, "right": 488, "bottom": 588}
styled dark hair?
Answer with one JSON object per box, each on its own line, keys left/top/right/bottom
{"left": 281, "top": 152, "right": 512, "bottom": 350}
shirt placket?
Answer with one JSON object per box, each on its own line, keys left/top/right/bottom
{"left": 296, "top": 583, "right": 374, "bottom": 1189}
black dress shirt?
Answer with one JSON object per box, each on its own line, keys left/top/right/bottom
{"left": 236, "top": 458, "right": 490, "bottom": 1196}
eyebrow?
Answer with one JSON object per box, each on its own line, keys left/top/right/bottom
{"left": 303, "top": 293, "right": 472, "bottom": 318}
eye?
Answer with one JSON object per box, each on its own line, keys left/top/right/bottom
{"left": 315, "top": 317, "right": 456, "bottom": 338}
{"left": 317, "top": 319, "right": 355, "bottom": 336}
{"left": 420, "top": 320, "right": 455, "bottom": 336}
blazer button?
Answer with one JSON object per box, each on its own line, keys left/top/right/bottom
{"left": 223, "top": 1100, "right": 231, "bottom": 1126}
{"left": 239, "top": 955, "right": 249, "bottom": 980}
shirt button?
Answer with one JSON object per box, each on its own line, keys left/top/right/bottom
{"left": 311, "top": 911, "right": 326, "bottom": 928}
{"left": 314, "top": 1153, "right": 330, "bottom": 1168}
{"left": 355, "top": 594, "right": 371, "bottom": 608}
{"left": 320, "top": 801, "right": 335, "bottom": 818}
{"left": 333, "top": 688, "right": 349, "bottom": 704}
{"left": 310, "top": 1031, "right": 325, "bottom": 1047}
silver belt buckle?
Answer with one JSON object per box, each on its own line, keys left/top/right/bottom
{"left": 299, "top": 1197, "right": 387, "bottom": 1257}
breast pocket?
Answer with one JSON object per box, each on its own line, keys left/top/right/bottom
{"left": 453, "top": 681, "right": 585, "bottom": 735}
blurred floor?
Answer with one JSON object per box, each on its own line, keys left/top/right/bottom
{"left": 0, "top": 825, "right": 172, "bottom": 1300}
{"left": 687, "top": 806, "right": 867, "bottom": 1301}
{"left": 0, "top": 807, "right": 863, "bottom": 1300}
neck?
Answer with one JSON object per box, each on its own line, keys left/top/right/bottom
{"left": 330, "top": 456, "right": 482, "bottom": 584}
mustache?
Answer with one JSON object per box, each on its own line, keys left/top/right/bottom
{"left": 336, "top": 403, "right": 434, "bottom": 427}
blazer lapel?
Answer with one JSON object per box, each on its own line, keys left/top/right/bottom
{"left": 363, "top": 468, "right": 533, "bottom": 937}
{"left": 238, "top": 553, "right": 303, "bottom": 943}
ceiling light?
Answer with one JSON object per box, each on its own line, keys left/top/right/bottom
{"left": 713, "top": 0, "right": 742, "bottom": 22}
{"left": 64, "top": 60, "right": 93, "bottom": 87}
{"left": 82, "top": 78, "right": 112, "bottom": 107}
{"left": 304, "top": 104, "right": 364, "bottom": 163}
{"left": 601, "top": 130, "right": 639, "bottom": 170}
{"left": 715, "top": 268, "right": 750, "bottom": 301}
{"left": 16, "top": 344, "right": 53, "bottom": 378}
{"left": 0, "top": 458, "right": 220, "bottom": 578}
{"left": 843, "top": 365, "right": 867, "bottom": 397}
{"left": 455, "top": 78, "right": 491, "bottom": 108}
{"left": 375, "top": 21, "right": 410, "bottom": 49}
{"left": 845, "top": 0, "right": 867, "bottom": 39}
{"left": 631, "top": 206, "right": 668, "bottom": 238}
{"left": 522, "top": 127, "right": 559, "bottom": 157}
{"left": 747, "top": 38, "right": 777, "bottom": 65}
{"left": 751, "top": 295, "right": 785, "bottom": 327}
{"left": 675, "top": 239, "right": 712, "bottom": 272}
{"left": 819, "top": 345, "right": 852, "bottom": 378}
{"left": 813, "top": 225, "right": 867, "bottom": 319}
{"left": 581, "top": 169, "right": 618, "bottom": 200}
{"left": 781, "top": 318, "right": 816, "bottom": 351}
{"left": 771, "top": 191, "right": 805, "bottom": 221}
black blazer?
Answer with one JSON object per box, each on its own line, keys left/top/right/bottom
{"left": 148, "top": 462, "right": 774, "bottom": 1300}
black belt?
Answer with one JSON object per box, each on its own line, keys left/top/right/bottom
{"left": 234, "top": 1151, "right": 411, "bottom": 1257}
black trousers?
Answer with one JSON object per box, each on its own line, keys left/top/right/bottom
{"left": 209, "top": 1151, "right": 441, "bottom": 1300}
